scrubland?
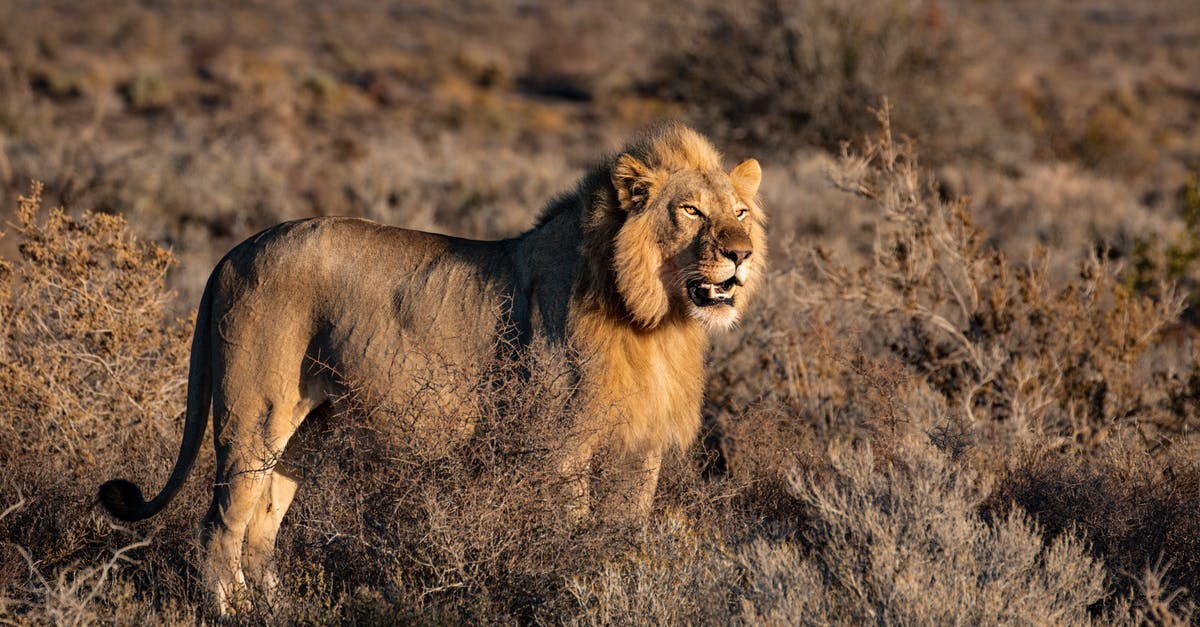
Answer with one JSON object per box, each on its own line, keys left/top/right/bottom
{"left": 2, "top": 0, "right": 1200, "bottom": 624}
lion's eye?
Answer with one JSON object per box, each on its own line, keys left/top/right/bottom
{"left": 681, "top": 205, "right": 701, "bottom": 219}
{"left": 735, "top": 208, "right": 749, "bottom": 221}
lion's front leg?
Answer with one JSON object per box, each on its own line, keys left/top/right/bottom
{"left": 558, "top": 443, "right": 592, "bottom": 525}
{"left": 594, "top": 446, "right": 664, "bottom": 523}
{"left": 624, "top": 447, "right": 662, "bottom": 520}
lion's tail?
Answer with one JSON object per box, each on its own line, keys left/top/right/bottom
{"left": 98, "top": 271, "right": 216, "bottom": 521}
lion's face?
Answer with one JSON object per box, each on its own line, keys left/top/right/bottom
{"left": 611, "top": 154, "right": 765, "bottom": 330}
{"left": 655, "top": 165, "right": 763, "bottom": 329}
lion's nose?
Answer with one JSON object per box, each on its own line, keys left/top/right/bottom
{"left": 722, "top": 248, "right": 752, "bottom": 265}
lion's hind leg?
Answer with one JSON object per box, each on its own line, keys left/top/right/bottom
{"left": 200, "top": 437, "right": 271, "bottom": 616}
{"left": 244, "top": 467, "right": 300, "bottom": 608}
{"left": 201, "top": 397, "right": 304, "bottom": 617}
{"left": 243, "top": 393, "right": 328, "bottom": 610}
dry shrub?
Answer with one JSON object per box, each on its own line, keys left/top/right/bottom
{"left": 795, "top": 104, "right": 1188, "bottom": 454}
{"left": 741, "top": 440, "right": 1108, "bottom": 625}
{"left": 0, "top": 183, "right": 197, "bottom": 623}
{"left": 651, "top": 0, "right": 958, "bottom": 155}
{"left": 568, "top": 435, "right": 1132, "bottom": 625}
{"left": 0, "top": 499, "right": 190, "bottom": 627}
{"left": 936, "top": 160, "right": 1185, "bottom": 286}
{"left": 565, "top": 510, "right": 740, "bottom": 625}
{"left": 0, "top": 182, "right": 190, "bottom": 469}
{"left": 290, "top": 105, "right": 1199, "bottom": 623}
{"left": 258, "top": 344, "right": 634, "bottom": 623}
{"left": 1123, "top": 562, "right": 1197, "bottom": 627}
{"left": 987, "top": 446, "right": 1200, "bottom": 621}
{"left": 702, "top": 104, "right": 1200, "bottom": 619}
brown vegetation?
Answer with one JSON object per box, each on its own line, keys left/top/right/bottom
{"left": 2, "top": 0, "right": 1200, "bottom": 623}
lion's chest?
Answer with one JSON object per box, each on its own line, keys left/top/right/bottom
{"left": 577, "top": 318, "right": 708, "bottom": 452}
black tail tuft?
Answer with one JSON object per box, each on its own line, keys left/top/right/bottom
{"left": 97, "top": 479, "right": 151, "bottom": 521}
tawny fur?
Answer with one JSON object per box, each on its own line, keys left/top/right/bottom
{"left": 97, "top": 123, "right": 766, "bottom": 616}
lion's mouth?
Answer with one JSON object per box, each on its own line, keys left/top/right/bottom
{"left": 687, "top": 277, "right": 738, "bottom": 308}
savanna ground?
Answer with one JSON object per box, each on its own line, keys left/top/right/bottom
{"left": 2, "top": 0, "right": 1200, "bottom": 623}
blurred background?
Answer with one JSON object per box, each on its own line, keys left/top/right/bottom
{"left": 1, "top": 0, "right": 1196, "bottom": 307}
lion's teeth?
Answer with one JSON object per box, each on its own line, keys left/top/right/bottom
{"left": 693, "top": 281, "right": 732, "bottom": 302}
{"left": 709, "top": 285, "right": 732, "bottom": 300}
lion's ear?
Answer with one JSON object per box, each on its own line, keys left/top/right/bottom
{"left": 729, "top": 158, "right": 761, "bottom": 198}
{"left": 612, "top": 153, "right": 659, "bottom": 211}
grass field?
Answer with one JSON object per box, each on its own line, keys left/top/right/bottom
{"left": 2, "top": 0, "right": 1200, "bottom": 623}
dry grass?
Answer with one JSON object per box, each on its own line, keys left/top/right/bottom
{"left": 3, "top": 1, "right": 1200, "bottom": 624}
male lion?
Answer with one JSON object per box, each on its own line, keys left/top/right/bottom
{"left": 98, "top": 124, "right": 765, "bottom": 615}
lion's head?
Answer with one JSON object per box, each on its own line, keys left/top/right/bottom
{"left": 597, "top": 124, "right": 766, "bottom": 331}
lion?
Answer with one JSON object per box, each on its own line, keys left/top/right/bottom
{"left": 97, "top": 123, "right": 765, "bottom": 615}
